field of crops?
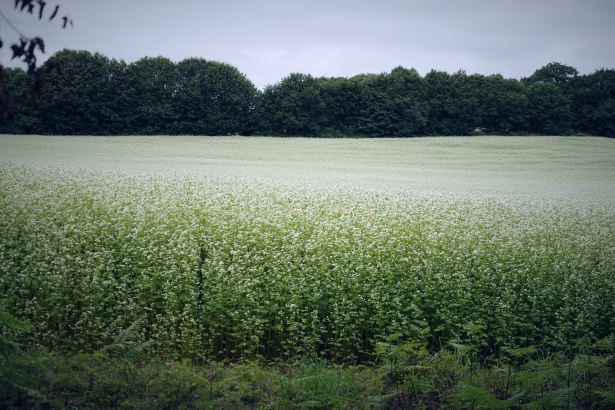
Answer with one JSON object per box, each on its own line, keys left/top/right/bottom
{"left": 1, "top": 135, "right": 615, "bottom": 364}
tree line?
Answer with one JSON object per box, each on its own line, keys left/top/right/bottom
{"left": 1, "top": 49, "right": 614, "bottom": 137}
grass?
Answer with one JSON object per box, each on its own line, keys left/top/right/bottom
{"left": 1, "top": 134, "right": 614, "bottom": 408}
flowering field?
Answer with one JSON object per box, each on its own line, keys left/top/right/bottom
{"left": 2, "top": 135, "right": 615, "bottom": 199}
{"left": 1, "top": 136, "right": 615, "bottom": 363}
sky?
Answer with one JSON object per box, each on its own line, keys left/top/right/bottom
{"left": 1, "top": 0, "right": 615, "bottom": 90}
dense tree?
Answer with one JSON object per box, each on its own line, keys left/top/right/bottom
{"left": 425, "top": 70, "right": 455, "bottom": 135}
{"left": 1, "top": 51, "right": 614, "bottom": 137}
{"left": 526, "top": 82, "right": 571, "bottom": 135}
{"left": 1, "top": 50, "right": 262, "bottom": 136}
{"left": 317, "top": 76, "right": 363, "bottom": 136}
{"left": 34, "top": 49, "right": 129, "bottom": 135}
{"left": 123, "top": 56, "right": 179, "bottom": 135}
{"left": 0, "top": 67, "right": 39, "bottom": 133}
{"left": 571, "top": 68, "right": 615, "bottom": 137}
{"left": 259, "top": 73, "right": 326, "bottom": 136}
{"left": 425, "top": 70, "right": 481, "bottom": 135}
{"left": 335, "top": 68, "right": 427, "bottom": 138}
{"left": 523, "top": 62, "right": 578, "bottom": 87}
{"left": 351, "top": 73, "right": 393, "bottom": 137}
{"left": 475, "top": 74, "right": 528, "bottom": 133}
{"left": 382, "top": 66, "right": 428, "bottom": 137}
{"left": 174, "top": 58, "right": 259, "bottom": 135}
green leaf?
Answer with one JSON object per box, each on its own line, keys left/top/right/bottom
{"left": 0, "top": 310, "right": 31, "bottom": 332}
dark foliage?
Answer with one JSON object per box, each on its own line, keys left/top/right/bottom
{"left": 1, "top": 46, "right": 615, "bottom": 137}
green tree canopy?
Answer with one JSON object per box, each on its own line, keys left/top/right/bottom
{"left": 571, "top": 68, "right": 615, "bottom": 137}
{"left": 342, "top": 68, "right": 427, "bottom": 138}
{"left": 124, "top": 56, "right": 179, "bottom": 135}
{"left": 35, "top": 49, "right": 128, "bottom": 135}
{"left": 526, "top": 82, "right": 571, "bottom": 135}
{"left": 476, "top": 74, "right": 528, "bottom": 132}
{"left": 174, "top": 58, "right": 259, "bottom": 135}
{"left": 259, "top": 73, "right": 326, "bottom": 136}
{"left": 524, "top": 62, "right": 579, "bottom": 86}
{"left": 425, "top": 70, "right": 481, "bottom": 135}
{"left": 2, "top": 51, "right": 614, "bottom": 137}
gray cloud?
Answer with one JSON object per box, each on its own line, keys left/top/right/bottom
{"left": 1, "top": 0, "right": 614, "bottom": 89}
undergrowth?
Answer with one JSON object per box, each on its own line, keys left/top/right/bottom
{"left": 2, "top": 314, "right": 614, "bottom": 409}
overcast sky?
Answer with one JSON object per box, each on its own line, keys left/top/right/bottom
{"left": 1, "top": 0, "right": 614, "bottom": 89}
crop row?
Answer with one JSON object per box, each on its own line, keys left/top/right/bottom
{"left": 1, "top": 164, "right": 614, "bottom": 362}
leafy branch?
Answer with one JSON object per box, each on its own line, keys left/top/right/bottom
{"left": 0, "top": 0, "right": 71, "bottom": 117}
{"left": 2, "top": 1, "right": 71, "bottom": 73}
